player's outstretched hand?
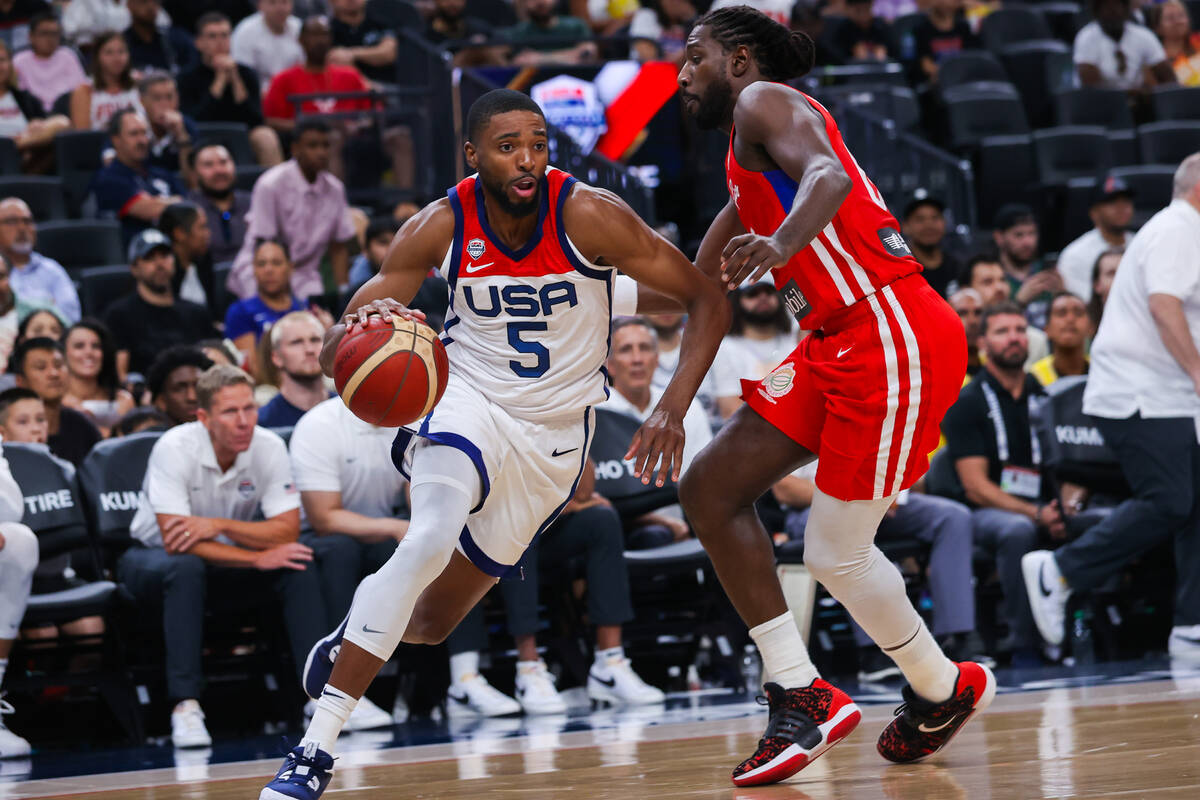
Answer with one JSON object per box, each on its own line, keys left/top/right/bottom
{"left": 721, "top": 233, "right": 788, "bottom": 286}
{"left": 254, "top": 542, "right": 314, "bottom": 572}
{"left": 625, "top": 407, "right": 686, "bottom": 488}
{"left": 343, "top": 298, "right": 426, "bottom": 331}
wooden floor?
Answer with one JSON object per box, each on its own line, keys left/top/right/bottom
{"left": 9, "top": 677, "right": 1200, "bottom": 800}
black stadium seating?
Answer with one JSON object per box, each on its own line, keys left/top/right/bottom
{"left": 0, "top": 137, "right": 18, "bottom": 174}
{"left": 78, "top": 431, "right": 161, "bottom": 559}
{"left": 1110, "top": 165, "right": 1177, "bottom": 227}
{"left": 945, "top": 90, "right": 1030, "bottom": 151}
{"left": 976, "top": 134, "right": 1037, "bottom": 227}
{"left": 236, "top": 164, "right": 266, "bottom": 192}
{"left": 1054, "top": 87, "right": 1134, "bottom": 129}
{"left": 77, "top": 265, "right": 136, "bottom": 318}
{"left": 815, "top": 84, "right": 921, "bottom": 131}
{"left": 0, "top": 176, "right": 68, "bottom": 220}
{"left": 1137, "top": 121, "right": 1200, "bottom": 165}
{"left": 999, "top": 39, "right": 1073, "bottom": 129}
{"left": 936, "top": 51, "right": 1009, "bottom": 90}
{"left": 980, "top": 7, "right": 1053, "bottom": 52}
{"left": 1033, "top": 126, "right": 1114, "bottom": 187}
{"left": 194, "top": 121, "right": 256, "bottom": 165}
{"left": 35, "top": 220, "right": 124, "bottom": 270}
{"left": 1151, "top": 86, "right": 1200, "bottom": 121}
{"left": 54, "top": 129, "right": 106, "bottom": 217}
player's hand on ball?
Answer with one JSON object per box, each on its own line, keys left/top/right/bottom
{"left": 343, "top": 298, "right": 426, "bottom": 331}
{"left": 626, "top": 406, "right": 686, "bottom": 488}
{"left": 254, "top": 542, "right": 314, "bottom": 571}
{"left": 721, "top": 234, "right": 788, "bottom": 286}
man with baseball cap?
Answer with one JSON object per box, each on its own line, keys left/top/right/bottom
{"left": 901, "top": 188, "right": 961, "bottom": 298}
{"left": 103, "top": 228, "right": 217, "bottom": 375}
{"left": 1056, "top": 174, "right": 1134, "bottom": 302}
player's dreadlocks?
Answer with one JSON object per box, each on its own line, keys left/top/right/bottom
{"left": 695, "top": 6, "right": 816, "bottom": 82}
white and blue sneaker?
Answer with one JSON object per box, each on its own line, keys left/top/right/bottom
{"left": 259, "top": 742, "right": 335, "bottom": 800}
{"left": 303, "top": 616, "right": 349, "bottom": 701}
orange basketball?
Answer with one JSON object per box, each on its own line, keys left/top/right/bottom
{"left": 333, "top": 315, "right": 449, "bottom": 427}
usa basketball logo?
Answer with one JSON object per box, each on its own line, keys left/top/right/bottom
{"left": 237, "top": 479, "right": 255, "bottom": 499}
{"left": 763, "top": 363, "right": 796, "bottom": 399}
{"left": 466, "top": 238, "right": 486, "bottom": 260}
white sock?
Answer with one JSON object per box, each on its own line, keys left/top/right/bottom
{"left": 593, "top": 646, "right": 624, "bottom": 670}
{"left": 749, "top": 612, "right": 819, "bottom": 690}
{"left": 301, "top": 685, "right": 358, "bottom": 756}
{"left": 0, "top": 657, "right": 7, "bottom": 688}
{"left": 884, "top": 624, "right": 959, "bottom": 704}
{"left": 450, "top": 651, "right": 479, "bottom": 684}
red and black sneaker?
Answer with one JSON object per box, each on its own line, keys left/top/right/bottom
{"left": 877, "top": 661, "right": 996, "bottom": 764}
{"left": 731, "top": 680, "right": 861, "bottom": 787}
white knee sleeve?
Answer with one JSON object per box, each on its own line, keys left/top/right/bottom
{"left": 0, "top": 522, "right": 38, "bottom": 640}
{"left": 803, "top": 489, "right": 922, "bottom": 650}
{"left": 343, "top": 445, "right": 481, "bottom": 661}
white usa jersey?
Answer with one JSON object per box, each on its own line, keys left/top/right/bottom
{"left": 437, "top": 167, "right": 614, "bottom": 421}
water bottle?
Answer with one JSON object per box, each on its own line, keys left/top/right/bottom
{"left": 1070, "top": 607, "right": 1095, "bottom": 666}
{"left": 741, "top": 644, "right": 762, "bottom": 694}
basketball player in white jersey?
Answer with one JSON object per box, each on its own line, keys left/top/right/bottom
{"left": 260, "top": 89, "right": 729, "bottom": 799}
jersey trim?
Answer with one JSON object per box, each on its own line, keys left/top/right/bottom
{"left": 390, "top": 421, "right": 492, "bottom": 515}
{"left": 446, "top": 185, "right": 466, "bottom": 291}
{"left": 553, "top": 177, "right": 611, "bottom": 282}
{"left": 473, "top": 176, "right": 551, "bottom": 261}
{"left": 762, "top": 169, "right": 798, "bottom": 212}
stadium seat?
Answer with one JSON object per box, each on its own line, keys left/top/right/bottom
{"left": 1151, "top": 86, "right": 1200, "bottom": 121}
{"left": 35, "top": 219, "right": 123, "bottom": 270}
{"left": 837, "top": 61, "right": 908, "bottom": 86}
{"left": 936, "top": 51, "right": 1009, "bottom": 90}
{"left": 976, "top": 134, "right": 1037, "bottom": 228}
{"left": 1033, "top": 126, "right": 1113, "bottom": 187}
{"left": 1137, "top": 121, "right": 1200, "bottom": 164}
{"left": 370, "top": 0, "right": 422, "bottom": 28}
{"left": 194, "top": 121, "right": 256, "bottom": 165}
{"left": 236, "top": 164, "right": 265, "bottom": 192}
{"left": 945, "top": 90, "right": 1030, "bottom": 151}
{"left": 999, "top": 39, "right": 1072, "bottom": 129}
{"left": 814, "top": 84, "right": 921, "bottom": 130}
{"left": 5, "top": 442, "right": 143, "bottom": 743}
{"left": 1054, "top": 87, "right": 1134, "bottom": 129}
{"left": 54, "top": 129, "right": 106, "bottom": 217}
{"left": 1062, "top": 176, "right": 1099, "bottom": 243}
{"left": 1036, "top": 1, "right": 1084, "bottom": 42}
{"left": 78, "top": 431, "right": 162, "bottom": 558}
{"left": 941, "top": 80, "right": 1020, "bottom": 103}
{"left": 1110, "top": 165, "right": 1176, "bottom": 227}
{"left": 889, "top": 12, "right": 926, "bottom": 66}
{"left": 0, "top": 176, "right": 67, "bottom": 220}
{"left": 0, "top": 138, "right": 18, "bottom": 174}
{"left": 77, "top": 264, "right": 134, "bottom": 317}
{"left": 1109, "top": 129, "right": 1140, "bottom": 167}
{"left": 980, "top": 7, "right": 1053, "bottom": 52}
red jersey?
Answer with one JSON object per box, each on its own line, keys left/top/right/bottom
{"left": 724, "top": 86, "right": 921, "bottom": 331}
{"left": 262, "top": 64, "right": 373, "bottom": 120}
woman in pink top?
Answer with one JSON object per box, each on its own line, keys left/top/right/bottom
{"left": 12, "top": 14, "right": 87, "bottom": 114}
{"left": 0, "top": 40, "right": 69, "bottom": 172}
{"left": 69, "top": 31, "right": 143, "bottom": 131}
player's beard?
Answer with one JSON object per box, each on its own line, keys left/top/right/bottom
{"left": 692, "top": 75, "right": 736, "bottom": 131}
{"left": 482, "top": 174, "right": 540, "bottom": 218}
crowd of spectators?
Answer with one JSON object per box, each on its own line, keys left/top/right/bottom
{"left": 0, "top": 0, "right": 1196, "bottom": 762}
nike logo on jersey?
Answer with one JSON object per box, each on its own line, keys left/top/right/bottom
{"left": 837, "top": 346, "right": 853, "bottom": 358}
{"left": 464, "top": 261, "right": 494, "bottom": 273}
{"left": 361, "top": 623, "right": 386, "bottom": 635}
{"left": 590, "top": 673, "right": 617, "bottom": 688}
{"left": 552, "top": 447, "right": 579, "bottom": 457}
{"left": 917, "top": 713, "right": 964, "bottom": 733}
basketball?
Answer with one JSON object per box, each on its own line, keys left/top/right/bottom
{"left": 333, "top": 314, "right": 449, "bottom": 427}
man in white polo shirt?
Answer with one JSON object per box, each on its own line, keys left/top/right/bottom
{"left": 290, "top": 396, "right": 523, "bottom": 719}
{"left": 117, "top": 364, "right": 325, "bottom": 749}
{"left": 1023, "top": 153, "right": 1200, "bottom": 662}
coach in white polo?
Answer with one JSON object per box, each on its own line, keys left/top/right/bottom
{"left": 1024, "top": 153, "right": 1200, "bottom": 661}
{"left": 117, "top": 364, "right": 327, "bottom": 749}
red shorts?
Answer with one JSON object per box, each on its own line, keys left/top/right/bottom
{"left": 743, "top": 274, "right": 967, "bottom": 502}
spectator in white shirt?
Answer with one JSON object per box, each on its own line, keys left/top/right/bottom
{"left": 1056, "top": 175, "right": 1134, "bottom": 302}
{"left": 1024, "top": 152, "right": 1200, "bottom": 663}
{"left": 0, "top": 426, "right": 37, "bottom": 758}
{"left": 288, "top": 396, "right": 408, "bottom": 730}
{"left": 231, "top": 0, "right": 304, "bottom": 89}
{"left": 0, "top": 198, "right": 81, "bottom": 323}
{"left": 1074, "top": 0, "right": 1175, "bottom": 91}
{"left": 63, "top": 0, "right": 172, "bottom": 49}
{"left": 601, "top": 317, "right": 712, "bottom": 548}
{"left": 116, "top": 364, "right": 327, "bottom": 748}
{"left": 709, "top": 281, "right": 797, "bottom": 421}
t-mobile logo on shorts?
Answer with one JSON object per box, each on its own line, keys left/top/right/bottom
{"left": 780, "top": 279, "right": 811, "bottom": 322}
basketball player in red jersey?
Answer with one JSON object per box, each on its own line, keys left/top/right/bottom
{"left": 667, "top": 6, "right": 995, "bottom": 787}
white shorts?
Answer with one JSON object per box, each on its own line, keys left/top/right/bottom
{"left": 392, "top": 374, "right": 595, "bottom": 577}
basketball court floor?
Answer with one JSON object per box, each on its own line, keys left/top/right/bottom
{"left": 5, "top": 657, "right": 1200, "bottom": 799}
